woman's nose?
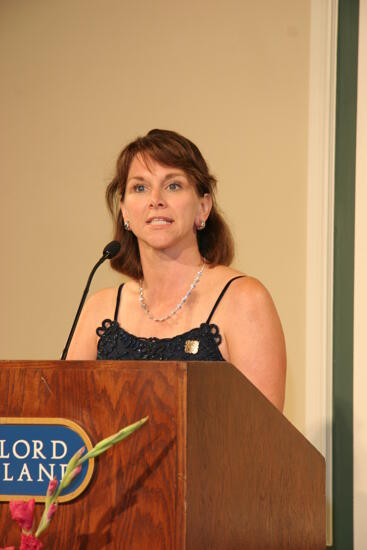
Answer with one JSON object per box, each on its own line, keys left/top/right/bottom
{"left": 149, "top": 189, "right": 165, "bottom": 208}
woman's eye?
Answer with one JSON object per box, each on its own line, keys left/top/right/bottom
{"left": 167, "top": 182, "right": 181, "bottom": 191}
{"left": 133, "top": 184, "right": 146, "bottom": 192}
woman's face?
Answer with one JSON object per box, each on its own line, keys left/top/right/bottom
{"left": 121, "top": 154, "right": 212, "bottom": 254}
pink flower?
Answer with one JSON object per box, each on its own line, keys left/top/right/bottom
{"left": 70, "top": 464, "right": 82, "bottom": 480}
{"left": 9, "top": 499, "right": 35, "bottom": 531}
{"left": 46, "top": 478, "right": 58, "bottom": 496}
{"left": 76, "top": 446, "right": 85, "bottom": 457}
{"left": 20, "top": 534, "right": 43, "bottom": 550}
{"left": 46, "top": 503, "right": 57, "bottom": 520}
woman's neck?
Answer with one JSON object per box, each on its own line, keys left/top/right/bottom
{"left": 139, "top": 247, "right": 204, "bottom": 302}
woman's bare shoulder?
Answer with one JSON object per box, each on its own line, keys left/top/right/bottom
{"left": 206, "top": 264, "right": 244, "bottom": 283}
{"left": 207, "top": 266, "right": 262, "bottom": 294}
{"left": 88, "top": 286, "right": 119, "bottom": 306}
{"left": 82, "top": 286, "right": 121, "bottom": 323}
{"left": 66, "top": 286, "right": 121, "bottom": 360}
{"left": 226, "top": 275, "right": 274, "bottom": 307}
{"left": 218, "top": 273, "right": 286, "bottom": 411}
{"left": 220, "top": 275, "right": 282, "bottom": 336}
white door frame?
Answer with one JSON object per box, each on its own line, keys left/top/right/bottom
{"left": 305, "top": 1, "right": 338, "bottom": 544}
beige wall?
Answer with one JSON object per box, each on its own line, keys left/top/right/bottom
{"left": 0, "top": 0, "right": 310, "bottom": 432}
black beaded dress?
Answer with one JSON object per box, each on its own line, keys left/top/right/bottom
{"left": 96, "top": 276, "right": 243, "bottom": 361}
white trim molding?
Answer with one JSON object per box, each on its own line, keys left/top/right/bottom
{"left": 354, "top": 1, "right": 367, "bottom": 547}
{"left": 305, "top": 0, "right": 338, "bottom": 545}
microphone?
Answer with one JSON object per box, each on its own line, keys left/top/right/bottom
{"left": 102, "top": 240, "right": 121, "bottom": 258}
{"left": 61, "top": 240, "right": 121, "bottom": 360}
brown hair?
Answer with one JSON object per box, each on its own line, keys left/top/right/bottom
{"left": 106, "top": 129, "right": 234, "bottom": 279}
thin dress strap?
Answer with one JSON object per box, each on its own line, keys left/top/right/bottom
{"left": 114, "top": 284, "right": 124, "bottom": 321}
{"left": 206, "top": 276, "right": 245, "bottom": 323}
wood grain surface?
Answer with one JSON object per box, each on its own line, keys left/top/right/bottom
{"left": 0, "top": 360, "right": 325, "bottom": 549}
{"left": 0, "top": 361, "right": 186, "bottom": 549}
{"left": 186, "top": 361, "right": 325, "bottom": 549}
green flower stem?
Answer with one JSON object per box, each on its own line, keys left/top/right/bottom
{"left": 78, "top": 417, "right": 148, "bottom": 464}
{"left": 35, "top": 416, "right": 148, "bottom": 538}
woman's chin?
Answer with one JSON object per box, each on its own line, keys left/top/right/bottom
{"left": 139, "top": 234, "right": 194, "bottom": 253}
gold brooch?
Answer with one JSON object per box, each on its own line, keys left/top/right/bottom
{"left": 184, "top": 340, "right": 199, "bottom": 354}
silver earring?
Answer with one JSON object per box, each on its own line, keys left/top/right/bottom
{"left": 124, "top": 220, "right": 130, "bottom": 231}
{"left": 198, "top": 220, "right": 205, "bottom": 230}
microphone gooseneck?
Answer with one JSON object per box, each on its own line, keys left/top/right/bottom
{"left": 61, "top": 240, "right": 121, "bottom": 360}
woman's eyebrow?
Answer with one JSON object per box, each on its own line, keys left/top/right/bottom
{"left": 127, "top": 176, "right": 145, "bottom": 183}
{"left": 162, "top": 172, "right": 186, "bottom": 181}
{"left": 127, "top": 172, "right": 186, "bottom": 183}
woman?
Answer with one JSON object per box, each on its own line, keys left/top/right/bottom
{"left": 67, "top": 129, "right": 286, "bottom": 411}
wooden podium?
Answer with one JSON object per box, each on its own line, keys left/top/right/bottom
{"left": 0, "top": 360, "right": 325, "bottom": 549}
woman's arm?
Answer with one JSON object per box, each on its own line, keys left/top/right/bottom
{"left": 223, "top": 277, "right": 286, "bottom": 411}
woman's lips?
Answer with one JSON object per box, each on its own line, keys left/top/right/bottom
{"left": 146, "top": 217, "right": 173, "bottom": 225}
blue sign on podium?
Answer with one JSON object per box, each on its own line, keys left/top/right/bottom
{"left": 0, "top": 418, "right": 94, "bottom": 502}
